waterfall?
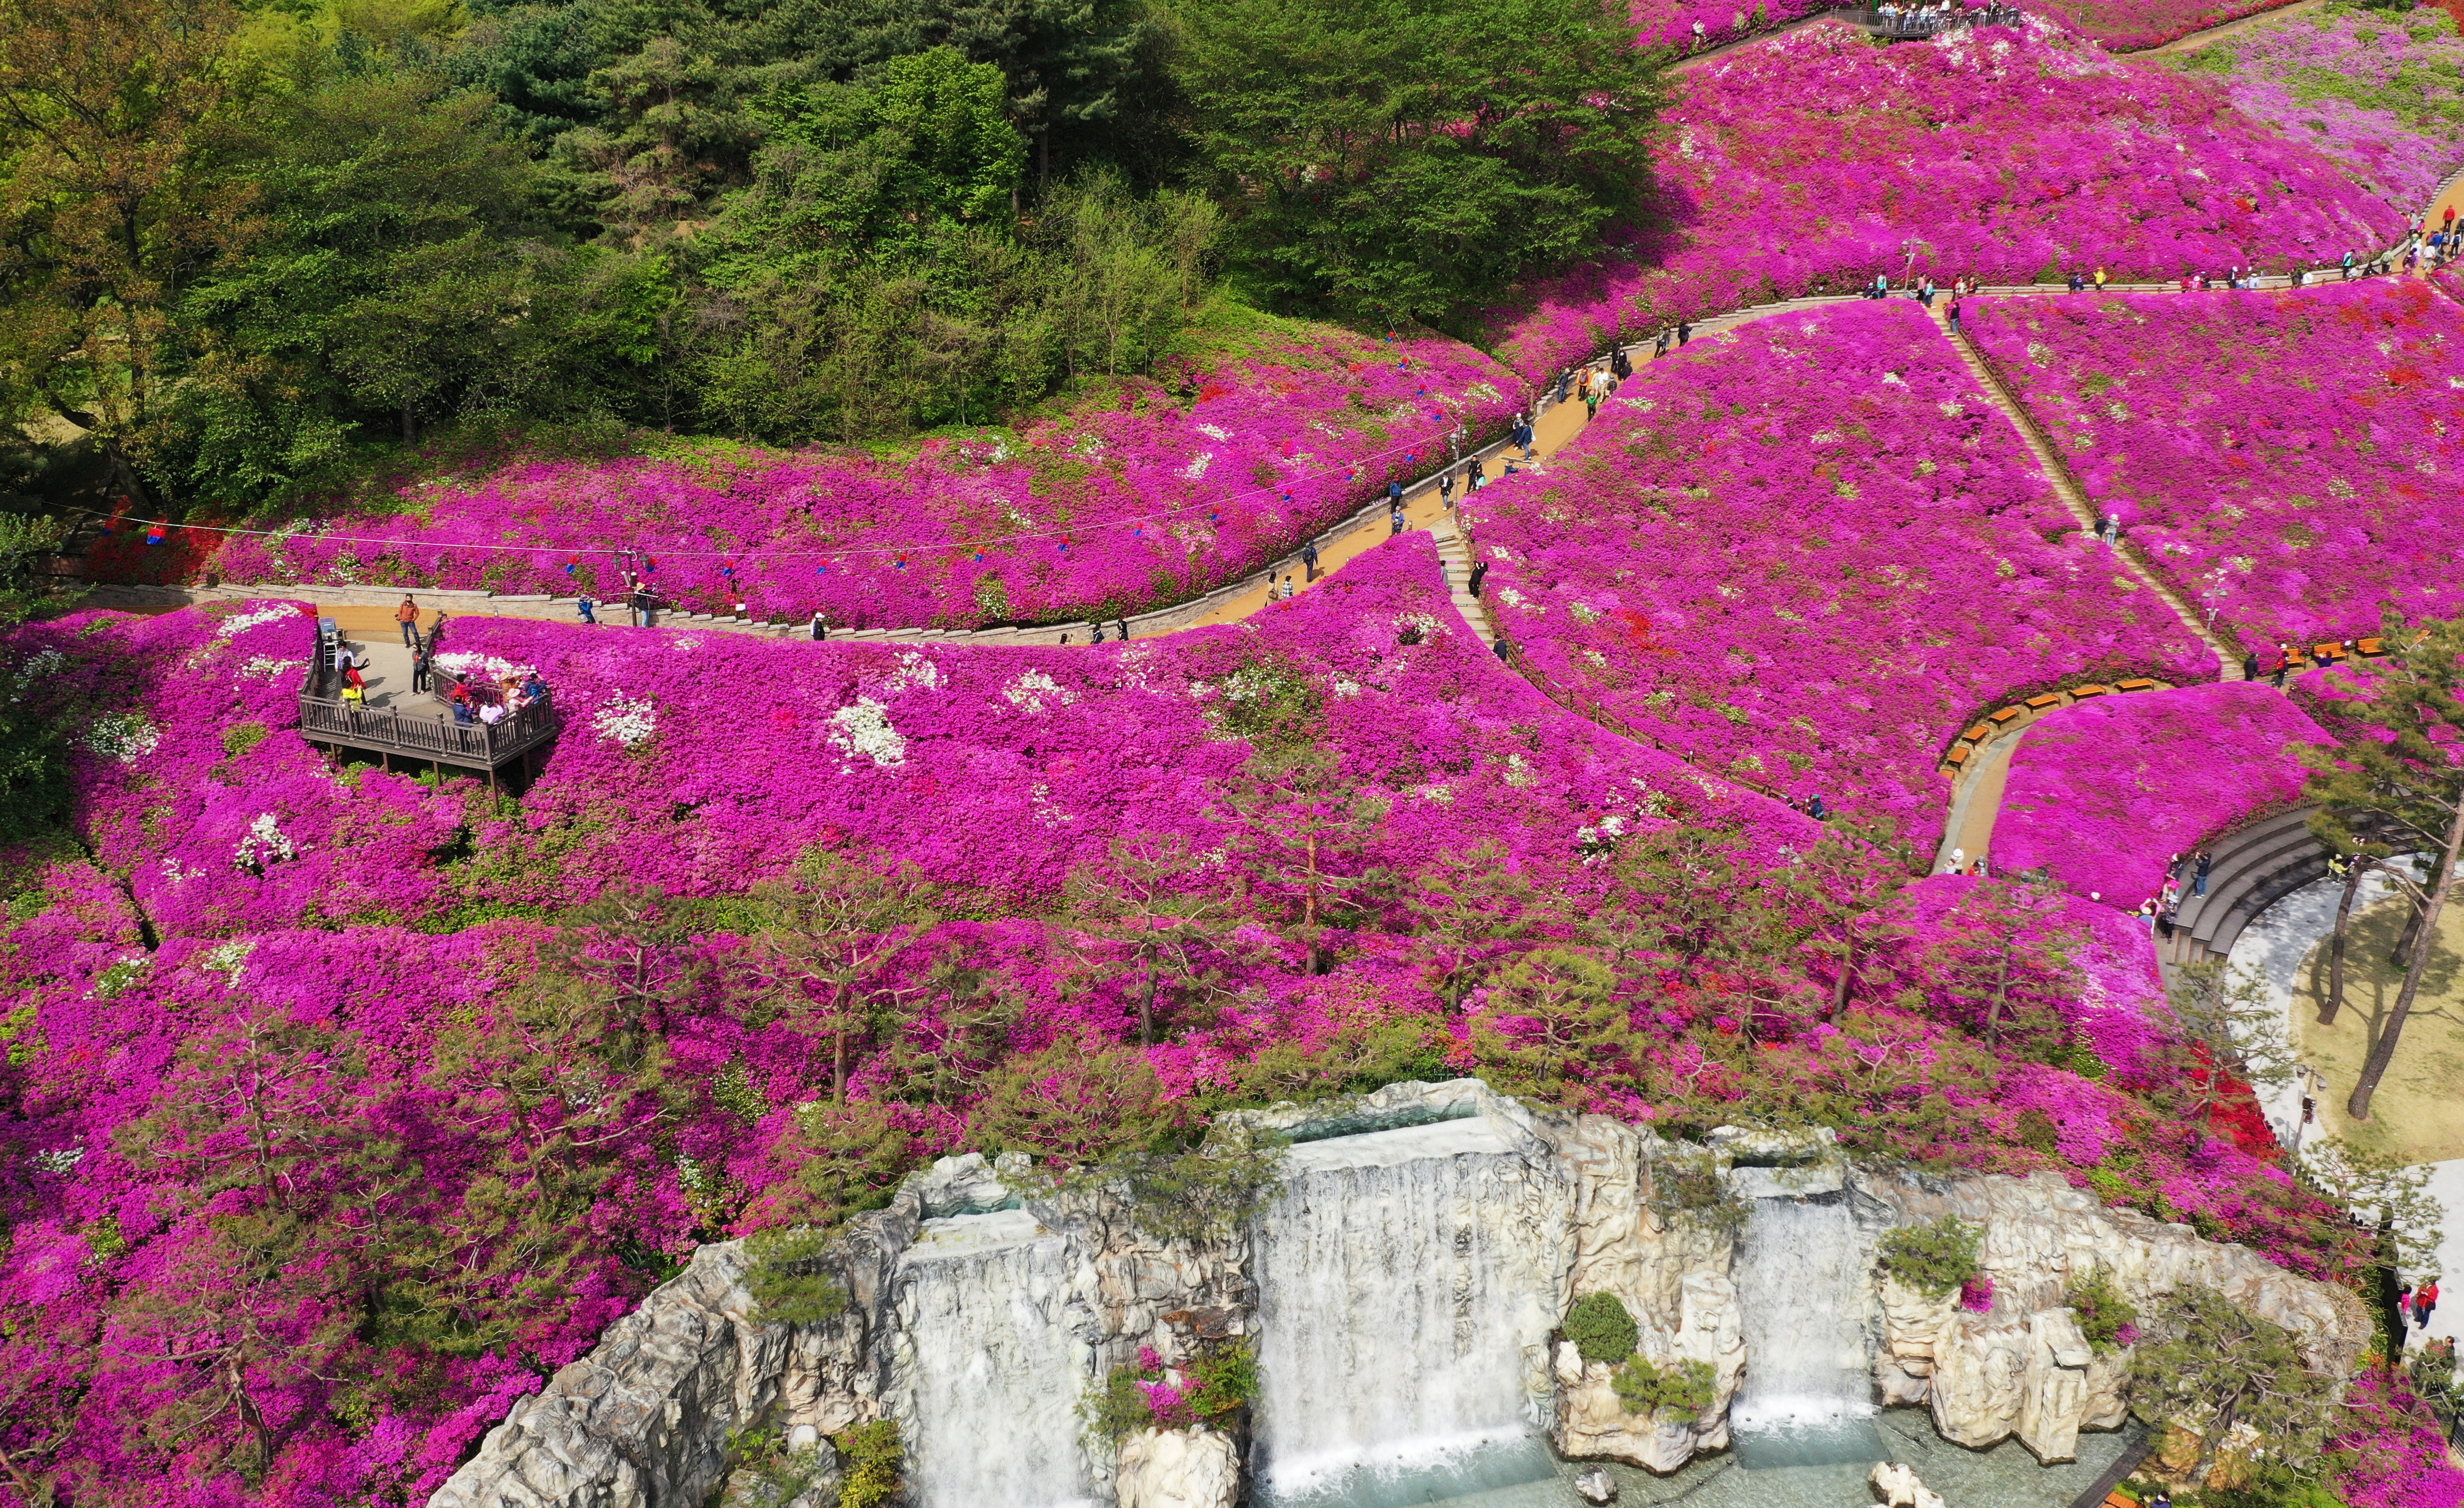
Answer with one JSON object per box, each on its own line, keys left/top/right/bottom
{"left": 1729, "top": 1195, "right": 1873, "bottom": 1435}
{"left": 1249, "top": 1116, "right": 1556, "bottom": 1505}
{"left": 895, "top": 1208, "right": 1098, "bottom": 1508}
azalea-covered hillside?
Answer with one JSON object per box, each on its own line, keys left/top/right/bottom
{"left": 1467, "top": 297, "right": 2213, "bottom": 835}
{"left": 1961, "top": 278, "right": 2464, "bottom": 653}
{"left": 1491, "top": 16, "right": 2408, "bottom": 380}
{"left": 191, "top": 311, "right": 1518, "bottom": 633}
{"left": 0, "top": 542, "right": 2360, "bottom": 1504}
{"left": 1991, "top": 681, "right": 2331, "bottom": 906}
{"left": 2173, "top": 1, "right": 2464, "bottom": 211}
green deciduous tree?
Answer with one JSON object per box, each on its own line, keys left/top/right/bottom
{"left": 2298, "top": 611, "right": 2464, "bottom": 1121}
{"left": 1169, "top": 0, "right": 1658, "bottom": 325}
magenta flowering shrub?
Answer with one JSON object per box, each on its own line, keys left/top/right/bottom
{"left": 2173, "top": 5, "right": 2464, "bottom": 212}
{"left": 1963, "top": 279, "right": 2464, "bottom": 653}
{"left": 1993, "top": 683, "right": 2330, "bottom": 906}
{"left": 438, "top": 535, "right": 1811, "bottom": 906}
{"left": 1489, "top": 20, "right": 2406, "bottom": 381}
{"left": 1958, "top": 1272, "right": 1996, "bottom": 1311}
{"left": 2040, "top": 0, "right": 2308, "bottom": 51}
{"left": 2330, "top": 1371, "right": 2464, "bottom": 1508}
{"left": 201, "top": 327, "right": 1519, "bottom": 632}
{"left": 1468, "top": 298, "right": 2212, "bottom": 839}
{"left": 6, "top": 602, "right": 468, "bottom": 938}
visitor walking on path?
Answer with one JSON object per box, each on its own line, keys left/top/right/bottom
{"left": 1947, "top": 296, "right": 1963, "bottom": 334}
{"left": 1678, "top": 321, "right": 1693, "bottom": 348}
{"left": 1469, "top": 559, "right": 1489, "bottom": 598}
{"left": 809, "top": 610, "right": 827, "bottom": 641}
{"left": 577, "top": 592, "right": 597, "bottom": 625}
{"left": 396, "top": 595, "right": 420, "bottom": 648}
{"left": 2418, "top": 1279, "right": 2441, "bottom": 1330}
{"left": 2193, "top": 850, "right": 2213, "bottom": 898}
{"left": 1302, "top": 541, "right": 1320, "bottom": 581}
{"left": 411, "top": 645, "right": 432, "bottom": 695}
{"left": 1390, "top": 502, "right": 1406, "bottom": 536}
{"left": 1439, "top": 471, "right": 1456, "bottom": 509}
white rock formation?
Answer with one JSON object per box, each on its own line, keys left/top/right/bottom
{"left": 1574, "top": 1464, "right": 1619, "bottom": 1503}
{"left": 1869, "top": 1459, "right": 1946, "bottom": 1508}
{"left": 1115, "top": 1427, "right": 1239, "bottom": 1508}
{"left": 1873, "top": 1170, "right": 2371, "bottom": 1461}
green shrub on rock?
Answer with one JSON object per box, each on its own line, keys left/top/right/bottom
{"left": 1876, "top": 1216, "right": 1984, "bottom": 1300}
{"left": 1611, "top": 1355, "right": 1717, "bottom": 1419}
{"left": 1564, "top": 1291, "right": 1640, "bottom": 1367}
{"left": 834, "top": 1420, "right": 904, "bottom": 1508}
{"left": 2064, "top": 1264, "right": 2140, "bottom": 1355}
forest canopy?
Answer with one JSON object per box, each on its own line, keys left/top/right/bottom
{"left": 0, "top": 0, "right": 1659, "bottom": 513}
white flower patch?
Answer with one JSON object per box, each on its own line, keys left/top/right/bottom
{"left": 1182, "top": 452, "right": 1214, "bottom": 481}
{"left": 1003, "top": 670, "right": 1076, "bottom": 713}
{"left": 828, "top": 697, "right": 907, "bottom": 767}
{"left": 593, "top": 694, "right": 659, "bottom": 748}
{"left": 159, "top": 856, "right": 202, "bottom": 886}
{"left": 1939, "top": 400, "right": 1966, "bottom": 417}
{"left": 1503, "top": 753, "right": 1538, "bottom": 788}
{"left": 1395, "top": 612, "right": 1445, "bottom": 640}
{"left": 1331, "top": 679, "right": 1363, "bottom": 698}
{"left": 1003, "top": 500, "right": 1032, "bottom": 529}
{"left": 1496, "top": 586, "right": 1539, "bottom": 613}
{"left": 32, "top": 1146, "right": 83, "bottom": 1174}
{"left": 234, "top": 813, "right": 298, "bottom": 873}
{"left": 1489, "top": 545, "right": 1513, "bottom": 561}
{"left": 673, "top": 638, "right": 701, "bottom": 651}
{"left": 1030, "top": 781, "right": 1075, "bottom": 827}
{"left": 884, "top": 651, "right": 941, "bottom": 694}
{"left": 13, "top": 649, "right": 64, "bottom": 683}
{"left": 200, "top": 938, "right": 257, "bottom": 976}
{"left": 83, "top": 712, "right": 160, "bottom": 764}
{"left": 1810, "top": 430, "right": 1842, "bottom": 445}
{"left": 1418, "top": 784, "right": 1454, "bottom": 803}
{"left": 1195, "top": 423, "right": 1230, "bottom": 442}
{"left": 217, "top": 603, "right": 297, "bottom": 638}
{"left": 239, "top": 656, "right": 307, "bottom": 682}
{"left": 1882, "top": 371, "right": 1907, "bottom": 387}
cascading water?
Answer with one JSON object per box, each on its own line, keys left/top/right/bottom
{"left": 894, "top": 1208, "right": 1098, "bottom": 1508}
{"left": 1249, "top": 1116, "right": 1557, "bottom": 1506}
{"left": 1729, "top": 1195, "right": 1876, "bottom": 1468}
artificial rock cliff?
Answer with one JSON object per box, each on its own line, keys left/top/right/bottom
{"left": 427, "top": 1084, "right": 2374, "bottom": 1506}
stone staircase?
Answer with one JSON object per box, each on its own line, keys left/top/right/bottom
{"left": 2160, "top": 804, "right": 2335, "bottom": 967}
{"left": 1933, "top": 310, "right": 2245, "bottom": 681}
{"left": 1429, "top": 515, "right": 1497, "bottom": 647}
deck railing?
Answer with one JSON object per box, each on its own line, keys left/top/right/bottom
{"left": 298, "top": 622, "right": 557, "bottom": 771}
{"left": 1849, "top": 4, "right": 2023, "bottom": 36}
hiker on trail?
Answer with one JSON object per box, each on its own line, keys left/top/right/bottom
{"left": 810, "top": 610, "right": 827, "bottom": 641}
{"left": 1584, "top": 383, "right": 1601, "bottom": 423}
{"left": 629, "top": 582, "right": 652, "bottom": 628}
{"left": 2242, "top": 649, "right": 2261, "bottom": 681}
{"left": 1612, "top": 349, "right": 1632, "bottom": 379}
{"left": 2193, "top": 850, "right": 2213, "bottom": 897}
{"left": 1282, "top": 575, "right": 1298, "bottom": 601}
{"left": 1557, "top": 369, "right": 1574, "bottom": 403}
{"left": 2417, "top": 1279, "right": 2440, "bottom": 1330}
{"left": 1654, "top": 330, "right": 1671, "bottom": 359}
{"left": 1389, "top": 479, "right": 1405, "bottom": 512}
{"left": 1518, "top": 413, "right": 1535, "bottom": 460}
{"left": 2273, "top": 643, "right": 2293, "bottom": 687}
{"left": 1947, "top": 297, "right": 1963, "bottom": 334}
{"left": 2094, "top": 265, "right": 2108, "bottom": 289}
{"left": 1439, "top": 471, "right": 1456, "bottom": 508}
{"left": 1493, "top": 638, "right": 1510, "bottom": 660}
{"left": 1115, "top": 617, "right": 1129, "bottom": 640}
{"left": 1678, "top": 321, "right": 1693, "bottom": 347}
{"left": 577, "top": 592, "right": 597, "bottom": 625}
{"left": 1469, "top": 559, "right": 1489, "bottom": 598}
{"left": 2343, "top": 249, "right": 2356, "bottom": 279}
{"left": 1302, "top": 541, "right": 1320, "bottom": 581}
{"left": 396, "top": 595, "right": 420, "bottom": 648}
{"left": 1391, "top": 501, "right": 1406, "bottom": 536}
{"left": 2068, "top": 271, "right": 2084, "bottom": 292}
{"left": 1469, "top": 457, "right": 1486, "bottom": 490}
{"left": 1090, "top": 620, "right": 1107, "bottom": 643}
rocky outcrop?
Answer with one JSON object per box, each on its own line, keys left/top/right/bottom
{"left": 1115, "top": 1427, "right": 1240, "bottom": 1508}
{"left": 1544, "top": 1116, "right": 1744, "bottom": 1475}
{"left": 1869, "top": 1460, "right": 1945, "bottom": 1508}
{"left": 1870, "top": 1169, "right": 2373, "bottom": 1462}
{"left": 431, "top": 1090, "right": 2377, "bottom": 1507}
{"left": 430, "top": 1153, "right": 1249, "bottom": 1508}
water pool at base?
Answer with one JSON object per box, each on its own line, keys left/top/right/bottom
{"left": 1253, "top": 1412, "right": 2141, "bottom": 1507}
